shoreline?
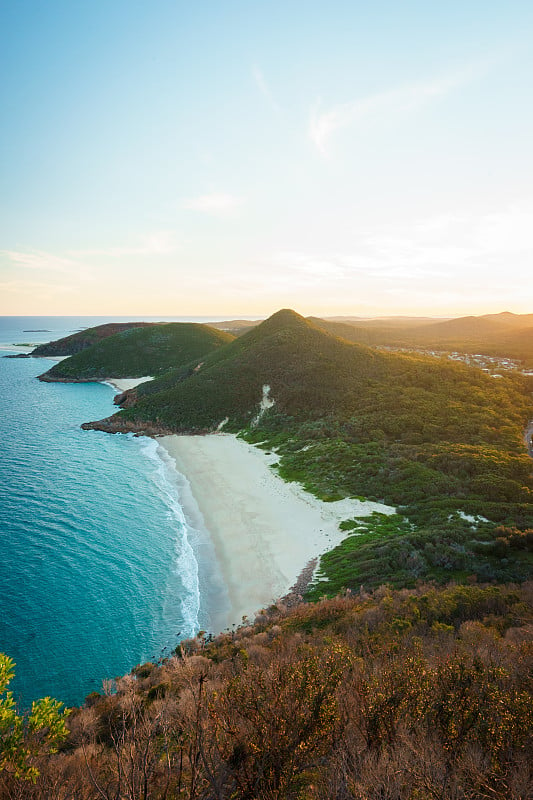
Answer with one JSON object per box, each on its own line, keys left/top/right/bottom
{"left": 157, "top": 433, "right": 395, "bottom": 634}
{"left": 105, "top": 377, "right": 154, "bottom": 392}
{"left": 101, "top": 376, "right": 395, "bottom": 635}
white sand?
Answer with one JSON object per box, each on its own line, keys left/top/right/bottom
{"left": 158, "top": 433, "right": 395, "bottom": 633}
{"left": 105, "top": 376, "right": 153, "bottom": 392}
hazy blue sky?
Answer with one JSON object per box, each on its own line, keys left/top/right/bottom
{"left": 1, "top": 1, "right": 532, "bottom": 316}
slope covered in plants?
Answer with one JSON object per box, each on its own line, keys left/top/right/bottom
{"left": 1, "top": 582, "right": 531, "bottom": 799}
{"left": 39, "top": 323, "right": 235, "bottom": 380}
{"left": 91, "top": 309, "right": 530, "bottom": 434}
{"left": 315, "top": 311, "right": 533, "bottom": 367}
{"left": 32, "top": 322, "right": 154, "bottom": 356}
{"left": 79, "top": 309, "right": 533, "bottom": 589}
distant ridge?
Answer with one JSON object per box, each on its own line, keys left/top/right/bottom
{"left": 326, "top": 315, "right": 446, "bottom": 326}
{"left": 305, "top": 311, "right": 533, "bottom": 366}
{"left": 307, "top": 316, "right": 377, "bottom": 345}
{"left": 208, "top": 319, "right": 262, "bottom": 335}
{"left": 480, "top": 311, "right": 533, "bottom": 328}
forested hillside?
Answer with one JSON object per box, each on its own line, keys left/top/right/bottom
{"left": 32, "top": 322, "right": 154, "bottom": 356}
{"left": 90, "top": 309, "right": 531, "bottom": 434}
{"left": 79, "top": 309, "right": 533, "bottom": 589}
{"left": 38, "top": 323, "right": 235, "bottom": 381}
{"left": 313, "top": 311, "right": 533, "bottom": 367}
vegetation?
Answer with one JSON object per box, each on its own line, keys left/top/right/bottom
{"left": 32, "top": 310, "right": 533, "bottom": 366}
{"left": 32, "top": 323, "right": 154, "bottom": 357}
{"left": 39, "top": 323, "right": 234, "bottom": 380}
{"left": 312, "top": 311, "right": 533, "bottom": 368}
{"left": 13, "top": 307, "right": 533, "bottom": 796}
{"left": 307, "top": 513, "right": 533, "bottom": 598}
{"left": 1, "top": 582, "right": 531, "bottom": 798}
{"left": 0, "top": 655, "right": 69, "bottom": 783}
{"left": 76, "top": 308, "right": 533, "bottom": 587}
{"left": 108, "top": 309, "right": 531, "bottom": 431}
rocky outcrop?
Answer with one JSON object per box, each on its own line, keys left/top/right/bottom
{"left": 38, "top": 373, "right": 98, "bottom": 383}
{"left": 280, "top": 559, "right": 318, "bottom": 609}
{"left": 81, "top": 416, "right": 176, "bottom": 436}
{"left": 113, "top": 389, "right": 138, "bottom": 408}
{"left": 81, "top": 414, "right": 217, "bottom": 436}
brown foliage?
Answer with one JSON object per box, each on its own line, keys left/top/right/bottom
{"left": 2, "top": 582, "right": 531, "bottom": 799}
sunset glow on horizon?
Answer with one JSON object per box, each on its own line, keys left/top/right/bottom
{"left": 1, "top": 1, "right": 533, "bottom": 318}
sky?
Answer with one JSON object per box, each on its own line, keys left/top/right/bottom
{"left": 1, "top": 0, "right": 533, "bottom": 317}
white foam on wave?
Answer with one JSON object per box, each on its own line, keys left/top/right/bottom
{"left": 136, "top": 436, "right": 201, "bottom": 639}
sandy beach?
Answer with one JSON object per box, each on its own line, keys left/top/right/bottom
{"left": 106, "top": 377, "right": 154, "bottom": 392}
{"left": 157, "top": 433, "right": 395, "bottom": 634}
{"left": 103, "top": 376, "right": 395, "bottom": 633}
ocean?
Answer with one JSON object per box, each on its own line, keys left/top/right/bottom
{"left": 0, "top": 316, "right": 219, "bottom": 709}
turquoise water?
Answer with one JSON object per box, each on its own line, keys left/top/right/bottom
{"left": 0, "top": 318, "right": 206, "bottom": 708}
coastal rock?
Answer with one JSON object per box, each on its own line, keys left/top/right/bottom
{"left": 280, "top": 559, "right": 318, "bottom": 608}
{"left": 113, "top": 389, "right": 138, "bottom": 407}
{"left": 38, "top": 372, "right": 93, "bottom": 383}
{"left": 81, "top": 416, "right": 175, "bottom": 436}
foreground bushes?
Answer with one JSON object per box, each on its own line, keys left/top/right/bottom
{"left": 1, "top": 582, "right": 531, "bottom": 799}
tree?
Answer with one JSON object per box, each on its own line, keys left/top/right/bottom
{"left": 0, "top": 653, "right": 70, "bottom": 783}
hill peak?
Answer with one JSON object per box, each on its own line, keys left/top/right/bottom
{"left": 482, "top": 311, "right": 518, "bottom": 321}
{"left": 252, "top": 308, "right": 308, "bottom": 336}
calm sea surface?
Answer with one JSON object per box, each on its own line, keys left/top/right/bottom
{"left": 0, "top": 316, "right": 216, "bottom": 708}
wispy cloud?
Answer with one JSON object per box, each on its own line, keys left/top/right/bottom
{"left": 183, "top": 192, "right": 243, "bottom": 215}
{"left": 1, "top": 249, "right": 76, "bottom": 274}
{"left": 309, "top": 66, "right": 483, "bottom": 156}
{"left": 252, "top": 64, "right": 281, "bottom": 112}
{"left": 262, "top": 249, "right": 441, "bottom": 290}
{"left": 2, "top": 233, "right": 179, "bottom": 286}
{"left": 70, "top": 231, "right": 179, "bottom": 258}
{"left": 270, "top": 251, "right": 347, "bottom": 282}
{"left": 261, "top": 201, "right": 533, "bottom": 296}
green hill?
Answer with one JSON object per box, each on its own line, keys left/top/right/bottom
{"left": 208, "top": 311, "right": 533, "bottom": 366}
{"left": 39, "top": 323, "right": 235, "bottom": 381}
{"left": 31, "top": 322, "right": 154, "bottom": 356}
{"left": 398, "top": 314, "right": 533, "bottom": 366}
{"left": 93, "top": 308, "right": 530, "bottom": 436}
{"left": 93, "top": 309, "right": 397, "bottom": 430}
{"left": 81, "top": 310, "right": 533, "bottom": 554}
